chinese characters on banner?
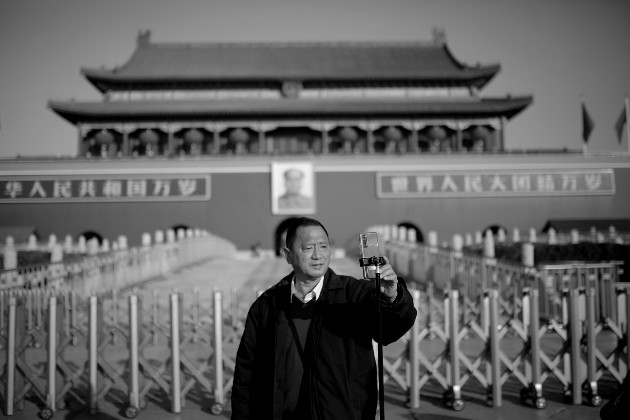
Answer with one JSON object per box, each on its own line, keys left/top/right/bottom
{"left": 0, "top": 175, "right": 211, "bottom": 203}
{"left": 377, "top": 169, "right": 615, "bottom": 198}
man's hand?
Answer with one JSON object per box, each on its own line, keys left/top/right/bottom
{"left": 378, "top": 256, "right": 398, "bottom": 303}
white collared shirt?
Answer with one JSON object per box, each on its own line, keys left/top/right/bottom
{"left": 290, "top": 275, "right": 324, "bottom": 303}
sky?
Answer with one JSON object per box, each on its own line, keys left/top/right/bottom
{"left": 0, "top": 0, "right": 629, "bottom": 158}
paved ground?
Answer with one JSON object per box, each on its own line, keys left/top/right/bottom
{"left": 7, "top": 254, "right": 610, "bottom": 419}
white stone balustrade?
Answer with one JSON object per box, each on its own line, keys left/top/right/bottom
{"left": 1, "top": 229, "right": 236, "bottom": 294}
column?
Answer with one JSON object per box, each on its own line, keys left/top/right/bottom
{"left": 367, "top": 122, "right": 375, "bottom": 154}
{"left": 213, "top": 127, "right": 221, "bottom": 155}
{"left": 78, "top": 124, "right": 88, "bottom": 156}
{"left": 167, "top": 124, "right": 176, "bottom": 156}
{"left": 410, "top": 121, "right": 420, "bottom": 153}
{"left": 499, "top": 117, "right": 506, "bottom": 152}
{"left": 456, "top": 123, "right": 463, "bottom": 152}
{"left": 321, "top": 123, "right": 330, "bottom": 154}
{"left": 258, "top": 124, "right": 265, "bottom": 155}
{"left": 122, "top": 125, "right": 130, "bottom": 156}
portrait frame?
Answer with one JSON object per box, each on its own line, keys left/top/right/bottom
{"left": 271, "top": 162, "right": 316, "bottom": 215}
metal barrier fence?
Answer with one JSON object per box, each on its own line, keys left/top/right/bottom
{"left": 1, "top": 283, "right": 628, "bottom": 417}
{"left": 385, "top": 240, "right": 628, "bottom": 410}
{"left": 0, "top": 286, "right": 264, "bottom": 418}
{"left": 0, "top": 243, "right": 628, "bottom": 417}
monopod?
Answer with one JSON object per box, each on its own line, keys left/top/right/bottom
{"left": 359, "top": 232, "right": 386, "bottom": 420}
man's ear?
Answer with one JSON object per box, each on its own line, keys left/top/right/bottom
{"left": 283, "top": 247, "right": 292, "bottom": 264}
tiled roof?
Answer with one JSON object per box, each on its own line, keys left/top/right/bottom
{"left": 48, "top": 97, "right": 532, "bottom": 124}
{"left": 81, "top": 37, "right": 499, "bottom": 90}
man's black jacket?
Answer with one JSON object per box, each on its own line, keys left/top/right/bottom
{"left": 231, "top": 268, "right": 417, "bottom": 420}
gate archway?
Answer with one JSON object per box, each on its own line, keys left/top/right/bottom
{"left": 398, "top": 221, "right": 424, "bottom": 243}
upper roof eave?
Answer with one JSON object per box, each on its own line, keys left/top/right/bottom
{"left": 81, "top": 67, "right": 500, "bottom": 94}
{"left": 48, "top": 96, "right": 532, "bottom": 125}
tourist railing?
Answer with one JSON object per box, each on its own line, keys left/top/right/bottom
{"left": 384, "top": 238, "right": 627, "bottom": 410}
{"left": 1, "top": 281, "right": 627, "bottom": 417}
{"left": 0, "top": 239, "right": 627, "bottom": 417}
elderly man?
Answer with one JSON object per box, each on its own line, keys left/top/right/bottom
{"left": 232, "top": 217, "right": 417, "bottom": 420}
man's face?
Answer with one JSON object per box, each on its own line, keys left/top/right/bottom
{"left": 284, "top": 225, "right": 331, "bottom": 282}
{"left": 284, "top": 170, "right": 303, "bottom": 195}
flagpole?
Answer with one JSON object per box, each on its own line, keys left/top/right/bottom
{"left": 625, "top": 95, "right": 630, "bottom": 154}
{"left": 581, "top": 96, "right": 588, "bottom": 155}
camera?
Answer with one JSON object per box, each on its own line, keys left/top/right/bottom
{"left": 358, "top": 232, "right": 385, "bottom": 279}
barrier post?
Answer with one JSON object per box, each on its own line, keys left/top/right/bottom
{"left": 111, "top": 289, "right": 119, "bottom": 345}
{"left": 71, "top": 291, "right": 78, "bottom": 346}
{"left": 583, "top": 285, "right": 601, "bottom": 406}
{"left": 231, "top": 288, "right": 238, "bottom": 328}
{"left": 5, "top": 297, "right": 17, "bottom": 415}
{"left": 0, "top": 292, "right": 5, "bottom": 349}
{"left": 89, "top": 295, "right": 98, "bottom": 415}
{"left": 569, "top": 289, "right": 582, "bottom": 405}
{"left": 192, "top": 288, "right": 199, "bottom": 344}
{"left": 489, "top": 289, "right": 502, "bottom": 407}
{"left": 445, "top": 290, "right": 464, "bottom": 411}
{"left": 45, "top": 296, "right": 57, "bottom": 416}
{"left": 211, "top": 290, "right": 225, "bottom": 414}
{"left": 524, "top": 287, "right": 546, "bottom": 408}
{"left": 409, "top": 290, "right": 421, "bottom": 408}
{"left": 152, "top": 290, "right": 159, "bottom": 346}
{"left": 63, "top": 290, "right": 71, "bottom": 340}
{"left": 127, "top": 294, "right": 140, "bottom": 417}
{"left": 170, "top": 292, "right": 182, "bottom": 413}
{"left": 523, "top": 286, "right": 532, "bottom": 324}
{"left": 427, "top": 282, "right": 435, "bottom": 340}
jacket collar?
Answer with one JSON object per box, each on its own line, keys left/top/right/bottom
{"left": 266, "top": 267, "right": 345, "bottom": 300}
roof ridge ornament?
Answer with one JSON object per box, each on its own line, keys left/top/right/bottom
{"left": 432, "top": 27, "right": 446, "bottom": 45}
{"left": 137, "top": 29, "right": 151, "bottom": 47}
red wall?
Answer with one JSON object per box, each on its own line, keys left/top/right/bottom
{"left": 1, "top": 157, "right": 629, "bottom": 252}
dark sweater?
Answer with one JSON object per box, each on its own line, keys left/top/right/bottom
{"left": 283, "top": 298, "right": 315, "bottom": 419}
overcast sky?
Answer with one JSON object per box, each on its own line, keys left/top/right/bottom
{"left": 0, "top": 0, "right": 629, "bottom": 157}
